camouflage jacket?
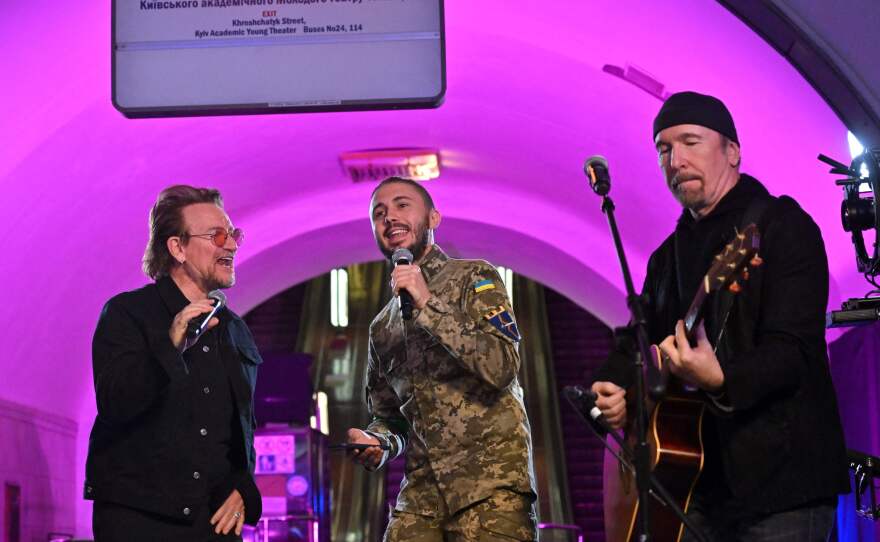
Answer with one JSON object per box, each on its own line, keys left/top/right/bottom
{"left": 364, "top": 245, "right": 537, "bottom": 516}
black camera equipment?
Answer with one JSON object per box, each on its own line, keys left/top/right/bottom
{"left": 820, "top": 148, "right": 880, "bottom": 525}
{"left": 818, "top": 148, "right": 880, "bottom": 327}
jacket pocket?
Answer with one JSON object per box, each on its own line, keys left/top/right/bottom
{"left": 237, "top": 344, "right": 263, "bottom": 366}
{"left": 720, "top": 402, "right": 791, "bottom": 498}
{"left": 477, "top": 504, "right": 537, "bottom": 541}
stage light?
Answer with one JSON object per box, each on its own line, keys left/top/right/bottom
{"left": 310, "top": 391, "right": 329, "bottom": 436}
{"left": 848, "top": 131, "right": 865, "bottom": 159}
{"left": 496, "top": 266, "right": 514, "bottom": 306}
{"left": 330, "top": 268, "right": 349, "bottom": 328}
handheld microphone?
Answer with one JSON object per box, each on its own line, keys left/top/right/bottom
{"left": 186, "top": 290, "right": 226, "bottom": 340}
{"left": 391, "top": 248, "right": 415, "bottom": 320}
{"left": 563, "top": 385, "right": 612, "bottom": 434}
{"left": 584, "top": 155, "right": 611, "bottom": 196}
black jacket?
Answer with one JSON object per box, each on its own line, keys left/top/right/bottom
{"left": 596, "top": 175, "right": 849, "bottom": 517}
{"left": 84, "top": 277, "right": 263, "bottom": 525}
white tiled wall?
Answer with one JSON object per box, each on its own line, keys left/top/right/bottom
{"left": 0, "top": 398, "right": 76, "bottom": 541}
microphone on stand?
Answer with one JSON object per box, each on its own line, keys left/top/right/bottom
{"left": 563, "top": 385, "right": 613, "bottom": 435}
{"left": 391, "top": 248, "right": 415, "bottom": 320}
{"left": 583, "top": 155, "right": 611, "bottom": 196}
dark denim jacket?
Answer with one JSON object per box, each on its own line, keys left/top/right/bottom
{"left": 84, "top": 277, "right": 263, "bottom": 524}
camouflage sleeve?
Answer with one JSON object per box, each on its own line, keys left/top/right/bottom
{"left": 363, "top": 337, "right": 408, "bottom": 468}
{"left": 415, "top": 262, "right": 521, "bottom": 390}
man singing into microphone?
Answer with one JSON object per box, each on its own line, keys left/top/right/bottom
{"left": 85, "top": 185, "right": 262, "bottom": 541}
{"left": 346, "top": 177, "right": 538, "bottom": 541}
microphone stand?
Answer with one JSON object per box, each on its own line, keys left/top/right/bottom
{"left": 581, "top": 158, "right": 707, "bottom": 541}
{"left": 562, "top": 387, "right": 709, "bottom": 542}
{"left": 598, "top": 193, "right": 657, "bottom": 540}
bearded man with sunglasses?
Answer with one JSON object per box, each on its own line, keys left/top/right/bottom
{"left": 85, "top": 185, "right": 262, "bottom": 541}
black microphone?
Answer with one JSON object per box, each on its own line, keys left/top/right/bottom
{"left": 186, "top": 290, "right": 226, "bottom": 340}
{"left": 584, "top": 155, "right": 611, "bottom": 196}
{"left": 563, "top": 385, "right": 612, "bottom": 435}
{"left": 391, "top": 248, "right": 414, "bottom": 321}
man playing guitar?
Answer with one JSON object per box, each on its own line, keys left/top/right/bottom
{"left": 592, "top": 91, "right": 849, "bottom": 541}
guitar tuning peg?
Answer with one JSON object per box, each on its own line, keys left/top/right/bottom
{"left": 729, "top": 281, "right": 742, "bottom": 293}
{"left": 716, "top": 275, "right": 727, "bottom": 283}
{"left": 750, "top": 254, "right": 764, "bottom": 267}
{"left": 742, "top": 269, "right": 750, "bottom": 281}
{"left": 727, "top": 263, "right": 737, "bottom": 270}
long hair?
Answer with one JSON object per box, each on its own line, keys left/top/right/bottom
{"left": 143, "top": 185, "right": 223, "bottom": 280}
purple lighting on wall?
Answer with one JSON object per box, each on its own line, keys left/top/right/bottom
{"left": 0, "top": 1, "right": 869, "bottom": 539}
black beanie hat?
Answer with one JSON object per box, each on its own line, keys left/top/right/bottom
{"left": 653, "top": 91, "right": 738, "bottom": 144}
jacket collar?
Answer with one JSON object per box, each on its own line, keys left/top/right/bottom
{"left": 418, "top": 244, "right": 449, "bottom": 284}
{"left": 156, "top": 275, "right": 229, "bottom": 324}
{"left": 678, "top": 173, "right": 769, "bottom": 230}
{"left": 157, "top": 275, "right": 190, "bottom": 317}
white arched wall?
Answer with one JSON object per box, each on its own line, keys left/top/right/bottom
{"left": 231, "top": 184, "right": 632, "bottom": 322}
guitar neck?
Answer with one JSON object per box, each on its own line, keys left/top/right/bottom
{"left": 682, "top": 281, "right": 710, "bottom": 342}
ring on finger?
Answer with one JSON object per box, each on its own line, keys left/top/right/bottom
{"left": 233, "top": 511, "right": 241, "bottom": 519}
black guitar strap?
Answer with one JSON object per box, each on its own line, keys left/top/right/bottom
{"left": 673, "top": 194, "right": 778, "bottom": 348}
{"left": 710, "top": 194, "right": 779, "bottom": 349}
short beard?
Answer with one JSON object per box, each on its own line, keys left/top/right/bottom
{"left": 674, "top": 191, "right": 707, "bottom": 212}
{"left": 670, "top": 176, "right": 706, "bottom": 212}
{"left": 377, "top": 216, "right": 431, "bottom": 262}
{"left": 206, "top": 273, "right": 235, "bottom": 292}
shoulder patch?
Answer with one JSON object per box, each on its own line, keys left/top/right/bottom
{"left": 484, "top": 306, "right": 521, "bottom": 341}
{"left": 474, "top": 279, "right": 495, "bottom": 293}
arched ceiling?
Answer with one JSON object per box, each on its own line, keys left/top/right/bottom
{"left": 0, "top": 1, "right": 874, "bottom": 534}
{"left": 722, "top": 0, "right": 880, "bottom": 148}
{"left": 1, "top": 0, "right": 865, "bottom": 419}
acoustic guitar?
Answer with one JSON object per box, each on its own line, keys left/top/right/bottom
{"left": 603, "top": 224, "right": 762, "bottom": 542}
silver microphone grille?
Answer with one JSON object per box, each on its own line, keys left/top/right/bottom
{"left": 391, "top": 248, "right": 414, "bottom": 265}
{"left": 208, "top": 290, "right": 227, "bottom": 307}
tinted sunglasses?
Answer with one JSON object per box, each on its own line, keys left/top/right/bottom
{"left": 186, "top": 227, "right": 244, "bottom": 247}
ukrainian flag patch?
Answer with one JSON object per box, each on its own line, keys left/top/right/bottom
{"left": 474, "top": 279, "right": 495, "bottom": 293}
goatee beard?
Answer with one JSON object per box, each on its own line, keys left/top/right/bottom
{"left": 379, "top": 221, "right": 431, "bottom": 262}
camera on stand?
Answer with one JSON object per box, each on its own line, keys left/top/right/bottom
{"left": 819, "top": 148, "right": 880, "bottom": 327}
{"left": 819, "top": 146, "right": 880, "bottom": 523}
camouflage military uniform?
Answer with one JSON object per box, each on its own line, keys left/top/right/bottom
{"left": 363, "top": 246, "right": 538, "bottom": 541}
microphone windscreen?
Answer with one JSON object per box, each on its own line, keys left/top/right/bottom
{"left": 391, "top": 248, "right": 414, "bottom": 266}
{"left": 208, "top": 290, "right": 227, "bottom": 307}
{"left": 584, "top": 155, "right": 609, "bottom": 176}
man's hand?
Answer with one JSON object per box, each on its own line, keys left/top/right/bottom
{"left": 591, "top": 381, "right": 627, "bottom": 430}
{"left": 390, "top": 264, "right": 431, "bottom": 310}
{"left": 169, "top": 300, "right": 219, "bottom": 352}
{"left": 210, "top": 489, "right": 245, "bottom": 536}
{"left": 658, "top": 320, "right": 724, "bottom": 392}
{"left": 345, "top": 428, "right": 384, "bottom": 470}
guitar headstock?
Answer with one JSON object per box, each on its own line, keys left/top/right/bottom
{"left": 703, "top": 223, "right": 762, "bottom": 295}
